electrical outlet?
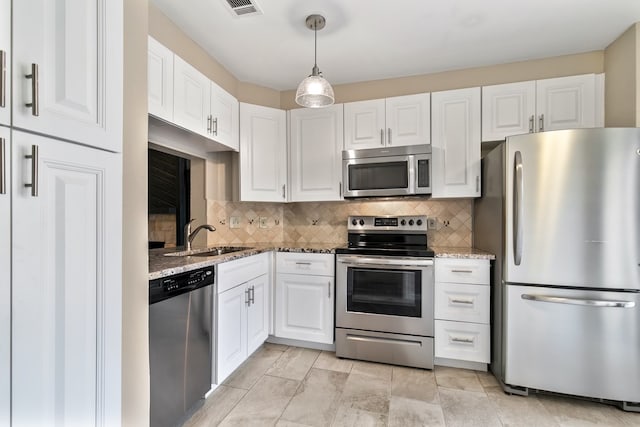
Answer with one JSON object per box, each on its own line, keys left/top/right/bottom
{"left": 230, "top": 216, "right": 241, "bottom": 229}
{"left": 259, "top": 217, "right": 268, "bottom": 229}
{"left": 427, "top": 217, "right": 437, "bottom": 230}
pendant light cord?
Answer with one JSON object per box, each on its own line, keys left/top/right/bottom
{"left": 314, "top": 19, "right": 318, "bottom": 69}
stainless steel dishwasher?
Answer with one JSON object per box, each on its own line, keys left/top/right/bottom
{"left": 149, "top": 267, "right": 214, "bottom": 427}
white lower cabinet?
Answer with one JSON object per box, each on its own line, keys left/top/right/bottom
{"left": 434, "top": 258, "right": 490, "bottom": 368}
{"left": 216, "top": 253, "right": 270, "bottom": 384}
{"left": 275, "top": 253, "right": 334, "bottom": 344}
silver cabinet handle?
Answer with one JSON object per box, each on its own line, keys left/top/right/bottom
{"left": 513, "top": 151, "right": 523, "bottom": 266}
{"left": 538, "top": 114, "right": 544, "bottom": 132}
{"left": 380, "top": 129, "right": 384, "bottom": 145}
{"left": 249, "top": 285, "right": 255, "bottom": 304}
{"left": 245, "top": 288, "right": 250, "bottom": 306}
{"left": 339, "top": 182, "right": 342, "bottom": 198}
{"left": 0, "top": 50, "right": 5, "bottom": 108}
{"left": 24, "top": 145, "right": 39, "bottom": 197}
{"left": 522, "top": 294, "right": 636, "bottom": 308}
{"left": 528, "top": 115, "right": 534, "bottom": 133}
{"left": 451, "top": 269, "right": 473, "bottom": 273}
{"left": 450, "top": 298, "right": 474, "bottom": 305}
{"left": 295, "top": 261, "right": 312, "bottom": 265}
{"left": 207, "top": 115, "right": 212, "bottom": 133}
{"left": 281, "top": 184, "right": 286, "bottom": 199}
{"left": 327, "top": 281, "right": 331, "bottom": 298}
{"left": 388, "top": 128, "right": 392, "bottom": 145}
{"left": 0, "top": 137, "right": 5, "bottom": 194}
{"left": 450, "top": 336, "right": 475, "bottom": 344}
{"left": 476, "top": 175, "right": 480, "bottom": 193}
{"left": 25, "top": 63, "right": 39, "bottom": 116}
{"left": 213, "top": 117, "right": 218, "bottom": 136}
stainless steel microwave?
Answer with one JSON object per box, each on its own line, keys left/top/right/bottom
{"left": 342, "top": 145, "right": 432, "bottom": 198}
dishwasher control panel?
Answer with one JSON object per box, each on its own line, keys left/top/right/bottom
{"left": 149, "top": 267, "right": 214, "bottom": 304}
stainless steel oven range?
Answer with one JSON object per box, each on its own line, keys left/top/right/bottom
{"left": 335, "top": 215, "right": 435, "bottom": 369}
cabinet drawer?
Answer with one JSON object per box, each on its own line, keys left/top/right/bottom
{"left": 276, "top": 252, "right": 334, "bottom": 276}
{"left": 435, "top": 320, "right": 490, "bottom": 363}
{"left": 435, "top": 258, "right": 489, "bottom": 284}
{"left": 218, "top": 252, "right": 270, "bottom": 293}
{"left": 435, "top": 283, "right": 490, "bottom": 324}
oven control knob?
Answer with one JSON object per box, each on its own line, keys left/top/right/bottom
{"left": 351, "top": 219, "right": 358, "bottom": 226}
{"left": 409, "top": 219, "right": 414, "bottom": 226}
{"left": 359, "top": 219, "right": 365, "bottom": 226}
{"left": 416, "top": 219, "right": 423, "bottom": 226}
{"left": 400, "top": 219, "right": 406, "bottom": 226}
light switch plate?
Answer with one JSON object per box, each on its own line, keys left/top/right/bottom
{"left": 230, "top": 216, "right": 241, "bottom": 229}
{"left": 427, "top": 217, "right": 437, "bottom": 230}
{"left": 259, "top": 217, "right": 268, "bottom": 228}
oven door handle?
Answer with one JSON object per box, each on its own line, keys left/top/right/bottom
{"left": 337, "top": 256, "right": 434, "bottom": 268}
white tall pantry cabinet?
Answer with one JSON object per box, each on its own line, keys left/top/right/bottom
{"left": 0, "top": 1, "right": 123, "bottom": 425}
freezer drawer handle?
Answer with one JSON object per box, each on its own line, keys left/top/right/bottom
{"left": 521, "top": 294, "right": 636, "bottom": 308}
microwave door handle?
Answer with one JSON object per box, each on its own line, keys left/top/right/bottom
{"left": 408, "top": 155, "right": 416, "bottom": 194}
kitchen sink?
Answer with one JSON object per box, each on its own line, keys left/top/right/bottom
{"left": 163, "top": 246, "right": 253, "bottom": 257}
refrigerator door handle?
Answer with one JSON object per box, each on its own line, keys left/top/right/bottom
{"left": 513, "top": 151, "right": 523, "bottom": 265}
{"left": 522, "top": 294, "right": 636, "bottom": 308}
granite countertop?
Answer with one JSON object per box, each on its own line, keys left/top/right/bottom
{"left": 149, "top": 243, "right": 495, "bottom": 280}
{"left": 432, "top": 246, "right": 496, "bottom": 260}
{"left": 149, "top": 242, "right": 338, "bottom": 280}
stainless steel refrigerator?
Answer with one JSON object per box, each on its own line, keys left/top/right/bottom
{"left": 474, "top": 128, "right": 640, "bottom": 411}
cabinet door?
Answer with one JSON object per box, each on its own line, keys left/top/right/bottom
{"left": 11, "top": 130, "right": 122, "bottom": 426}
{"left": 173, "top": 56, "right": 211, "bottom": 138}
{"left": 344, "top": 99, "right": 386, "bottom": 150}
{"left": 275, "top": 274, "right": 334, "bottom": 344}
{"left": 385, "top": 93, "right": 430, "bottom": 147}
{"left": 0, "top": 0, "right": 10, "bottom": 126}
{"left": 239, "top": 103, "right": 287, "bottom": 202}
{"left": 12, "top": 0, "right": 122, "bottom": 152}
{"left": 431, "top": 87, "right": 481, "bottom": 198}
{"left": 482, "top": 81, "right": 536, "bottom": 141}
{"left": 536, "top": 74, "right": 596, "bottom": 132}
{"left": 289, "top": 105, "right": 344, "bottom": 202}
{"left": 148, "top": 36, "right": 174, "bottom": 122}
{"left": 217, "top": 284, "right": 248, "bottom": 383}
{"left": 246, "top": 275, "right": 270, "bottom": 355}
{"left": 210, "top": 82, "right": 239, "bottom": 151}
{"left": 0, "top": 126, "right": 9, "bottom": 426}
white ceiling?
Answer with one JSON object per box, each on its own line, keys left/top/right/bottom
{"left": 151, "top": 0, "right": 640, "bottom": 91}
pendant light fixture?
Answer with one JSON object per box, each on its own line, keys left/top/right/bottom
{"left": 295, "top": 14, "right": 335, "bottom": 108}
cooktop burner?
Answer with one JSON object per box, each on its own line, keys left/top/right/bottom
{"left": 336, "top": 215, "right": 434, "bottom": 258}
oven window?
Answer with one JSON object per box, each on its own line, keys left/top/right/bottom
{"left": 348, "top": 161, "right": 408, "bottom": 190}
{"left": 347, "top": 267, "right": 421, "bottom": 317}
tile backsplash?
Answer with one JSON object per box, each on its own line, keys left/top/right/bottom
{"left": 205, "top": 198, "right": 472, "bottom": 247}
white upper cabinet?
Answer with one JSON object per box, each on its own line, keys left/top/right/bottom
{"left": 12, "top": 0, "right": 122, "bottom": 152}
{"left": 482, "top": 81, "right": 536, "bottom": 141}
{"left": 482, "top": 74, "right": 599, "bottom": 141}
{"left": 385, "top": 93, "right": 431, "bottom": 147}
{"left": 344, "top": 99, "right": 386, "bottom": 150}
{"left": 0, "top": 0, "right": 10, "bottom": 126}
{"left": 239, "top": 103, "right": 287, "bottom": 202}
{"left": 173, "top": 56, "right": 211, "bottom": 138}
{"left": 344, "top": 93, "right": 430, "bottom": 150}
{"left": 431, "top": 87, "right": 481, "bottom": 198}
{"left": 148, "top": 36, "right": 174, "bottom": 122}
{"left": 535, "top": 74, "right": 596, "bottom": 132}
{"left": 210, "top": 81, "right": 239, "bottom": 151}
{"left": 289, "top": 105, "right": 344, "bottom": 202}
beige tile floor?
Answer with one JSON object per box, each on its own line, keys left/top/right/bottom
{"left": 183, "top": 344, "right": 640, "bottom": 427}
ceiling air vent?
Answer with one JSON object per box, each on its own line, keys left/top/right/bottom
{"left": 223, "top": 0, "right": 262, "bottom": 17}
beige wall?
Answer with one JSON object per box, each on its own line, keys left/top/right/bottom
{"left": 123, "top": 0, "right": 150, "bottom": 425}
{"left": 604, "top": 24, "right": 638, "bottom": 126}
{"left": 281, "top": 51, "right": 603, "bottom": 109}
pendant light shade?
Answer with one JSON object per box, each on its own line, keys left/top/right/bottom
{"left": 295, "top": 15, "right": 334, "bottom": 108}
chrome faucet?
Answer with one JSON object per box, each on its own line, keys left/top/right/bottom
{"left": 184, "top": 219, "right": 216, "bottom": 251}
